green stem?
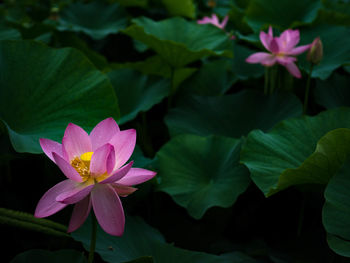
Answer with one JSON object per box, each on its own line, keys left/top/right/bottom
{"left": 303, "top": 64, "right": 314, "bottom": 115}
{"left": 285, "top": 71, "right": 293, "bottom": 92}
{"left": 88, "top": 213, "right": 97, "bottom": 263}
{"left": 264, "top": 67, "right": 269, "bottom": 95}
{"left": 269, "top": 65, "right": 277, "bottom": 95}
{"left": 167, "top": 67, "right": 175, "bottom": 110}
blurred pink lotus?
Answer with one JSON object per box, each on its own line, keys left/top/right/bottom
{"left": 35, "top": 118, "right": 156, "bottom": 236}
{"left": 197, "top": 14, "right": 235, "bottom": 39}
{"left": 246, "top": 26, "right": 311, "bottom": 78}
{"left": 197, "top": 14, "right": 229, "bottom": 29}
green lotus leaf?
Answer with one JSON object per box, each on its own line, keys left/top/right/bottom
{"left": 318, "top": 0, "right": 350, "bottom": 26}
{"left": 112, "top": 55, "right": 172, "bottom": 78}
{"left": 0, "top": 40, "right": 119, "bottom": 153}
{"left": 298, "top": 25, "right": 350, "bottom": 80}
{"left": 179, "top": 59, "right": 236, "bottom": 96}
{"left": 241, "top": 108, "right": 350, "bottom": 196}
{"left": 323, "top": 157, "right": 350, "bottom": 257}
{"left": 162, "top": 0, "right": 196, "bottom": 18}
{"left": 314, "top": 73, "right": 350, "bottom": 109}
{"left": 244, "top": 0, "right": 322, "bottom": 32}
{"left": 165, "top": 90, "right": 302, "bottom": 138}
{"left": 326, "top": 234, "right": 350, "bottom": 258}
{"left": 115, "top": 0, "right": 148, "bottom": 7}
{"left": 11, "top": 249, "right": 87, "bottom": 263}
{"left": 231, "top": 43, "right": 265, "bottom": 80}
{"left": 52, "top": 32, "right": 108, "bottom": 70}
{"left": 0, "top": 24, "right": 21, "bottom": 40}
{"left": 123, "top": 16, "right": 233, "bottom": 68}
{"left": 108, "top": 69, "right": 169, "bottom": 124}
{"left": 56, "top": 1, "right": 127, "bottom": 40}
{"left": 72, "top": 215, "right": 257, "bottom": 263}
{"left": 157, "top": 134, "right": 250, "bottom": 219}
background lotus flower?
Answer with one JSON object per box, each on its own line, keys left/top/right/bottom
{"left": 197, "top": 14, "right": 228, "bottom": 30}
{"left": 34, "top": 118, "right": 156, "bottom": 236}
{"left": 197, "top": 14, "right": 235, "bottom": 40}
{"left": 246, "top": 26, "right": 311, "bottom": 78}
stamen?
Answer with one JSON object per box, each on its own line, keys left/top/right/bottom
{"left": 71, "top": 157, "right": 90, "bottom": 181}
{"left": 70, "top": 151, "right": 109, "bottom": 183}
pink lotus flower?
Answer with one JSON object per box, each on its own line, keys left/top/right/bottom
{"left": 197, "top": 14, "right": 235, "bottom": 40}
{"left": 197, "top": 14, "right": 229, "bottom": 30}
{"left": 245, "top": 26, "right": 311, "bottom": 78}
{"left": 34, "top": 118, "right": 156, "bottom": 236}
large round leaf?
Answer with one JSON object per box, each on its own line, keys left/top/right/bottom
{"left": 56, "top": 1, "right": 127, "bottom": 40}
{"left": 108, "top": 69, "right": 169, "bottom": 124}
{"left": 0, "top": 24, "right": 21, "bottom": 40}
{"left": 0, "top": 40, "right": 119, "bottom": 153}
{"left": 244, "top": 0, "right": 321, "bottom": 32}
{"left": 165, "top": 90, "right": 302, "bottom": 138}
{"left": 179, "top": 59, "right": 236, "bottom": 96}
{"left": 323, "top": 157, "right": 350, "bottom": 257}
{"left": 162, "top": 0, "right": 196, "bottom": 19}
{"left": 11, "top": 249, "right": 87, "bottom": 263}
{"left": 319, "top": 0, "right": 350, "bottom": 26}
{"left": 123, "top": 17, "right": 233, "bottom": 68}
{"left": 157, "top": 134, "right": 250, "bottom": 219}
{"left": 241, "top": 108, "right": 350, "bottom": 196}
{"left": 298, "top": 25, "right": 350, "bottom": 80}
{"left": 72, "top": 215, "right": 257, "bottom": 263}
{"left": 231, "top": 43, "right": 264, "bottom": 80}
{"left": 314, "top": 73, "right": 350, "bottom": 109}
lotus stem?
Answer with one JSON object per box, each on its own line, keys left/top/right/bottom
{"left": 264, "top": 67, "right": 269, "bottom": 95}
{"left": 88, "top": 213, "right": 97, "bottom": 263}
{"left": 303, "top": 64, "right": 314, "bottom": 115}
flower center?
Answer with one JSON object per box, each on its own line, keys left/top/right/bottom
{"left": 70, "top": 152, "right": 109, "bottom": 183}
{"left": 71, "top": 152, "right": 93, "bottom": 181}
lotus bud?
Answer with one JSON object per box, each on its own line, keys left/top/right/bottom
{"left": 307, "top": 37, "right": 323, "bottom": 65}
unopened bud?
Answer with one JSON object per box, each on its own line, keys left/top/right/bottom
{"left": 307, "top": 37, "right": 323, "bottom": 65}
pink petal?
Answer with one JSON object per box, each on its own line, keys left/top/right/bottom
{"left": 68, "top": 195, "right": 91, "bottom": 233}
{"left": 89, "top": 118, "right": 120, "bottom": 151}
{"left": 117, "top": 168, "right": 156, "bottom": 186}
{"left": 269, "top": 38, "right": 279, "bottom": 53}
{"left": 108, "top": 129, "right": 136, "bottom": 169}
{"left": 100, "top": 161, "right": 134, "bottom": 184}
{"left": 260, "top": 30, "right": 273, "bottom": 51}
{"left": 56, "top": 183, "right": 94, "bottom": 204}
{"left": 111, "top": 183, "right": 137, "bottom": 197}
{"left": 39, "top": 138, "right": 63, "bottom": 163}
{"left": 219, "top": 15, "right": 229, "bottom": 29}
{"left": 268, "top": 26, "right": 273, "bottom": 37}
{"left": 34, "top": 179, "right": 73, "bottom": 218}
{"left": 197, "top": 17, "right": 213, "bottom": 24}
{"left": 107, "top": 146, "right": 116, "bottom": 175}
{"left": 90, "top": 144, "right": 113, "bottom": 176}
{"left": 284, "top": 62, "right": 302, "bottom": 78}
{"left": 91, "top": 184, "right": 125, "bottom": 236}
{"left": 287, "top": 44, "right": 311, "bottom": 56}
{"left": 246, "top": 52, "right": 277, "bottom": 66}
{"left": 62, "top": 123, "right": 92, "bottom": 161}
{"left": 276, "top": 55, "right": 297, "bottom": 66}
{"left": 210, "top": 14, "right": 220, "bottom": 27}
{"left": 52, "top": 152, "right": 83, "bottom": 182}
{"left": 278, "top": 29, "right": 300, "bottom": 52}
